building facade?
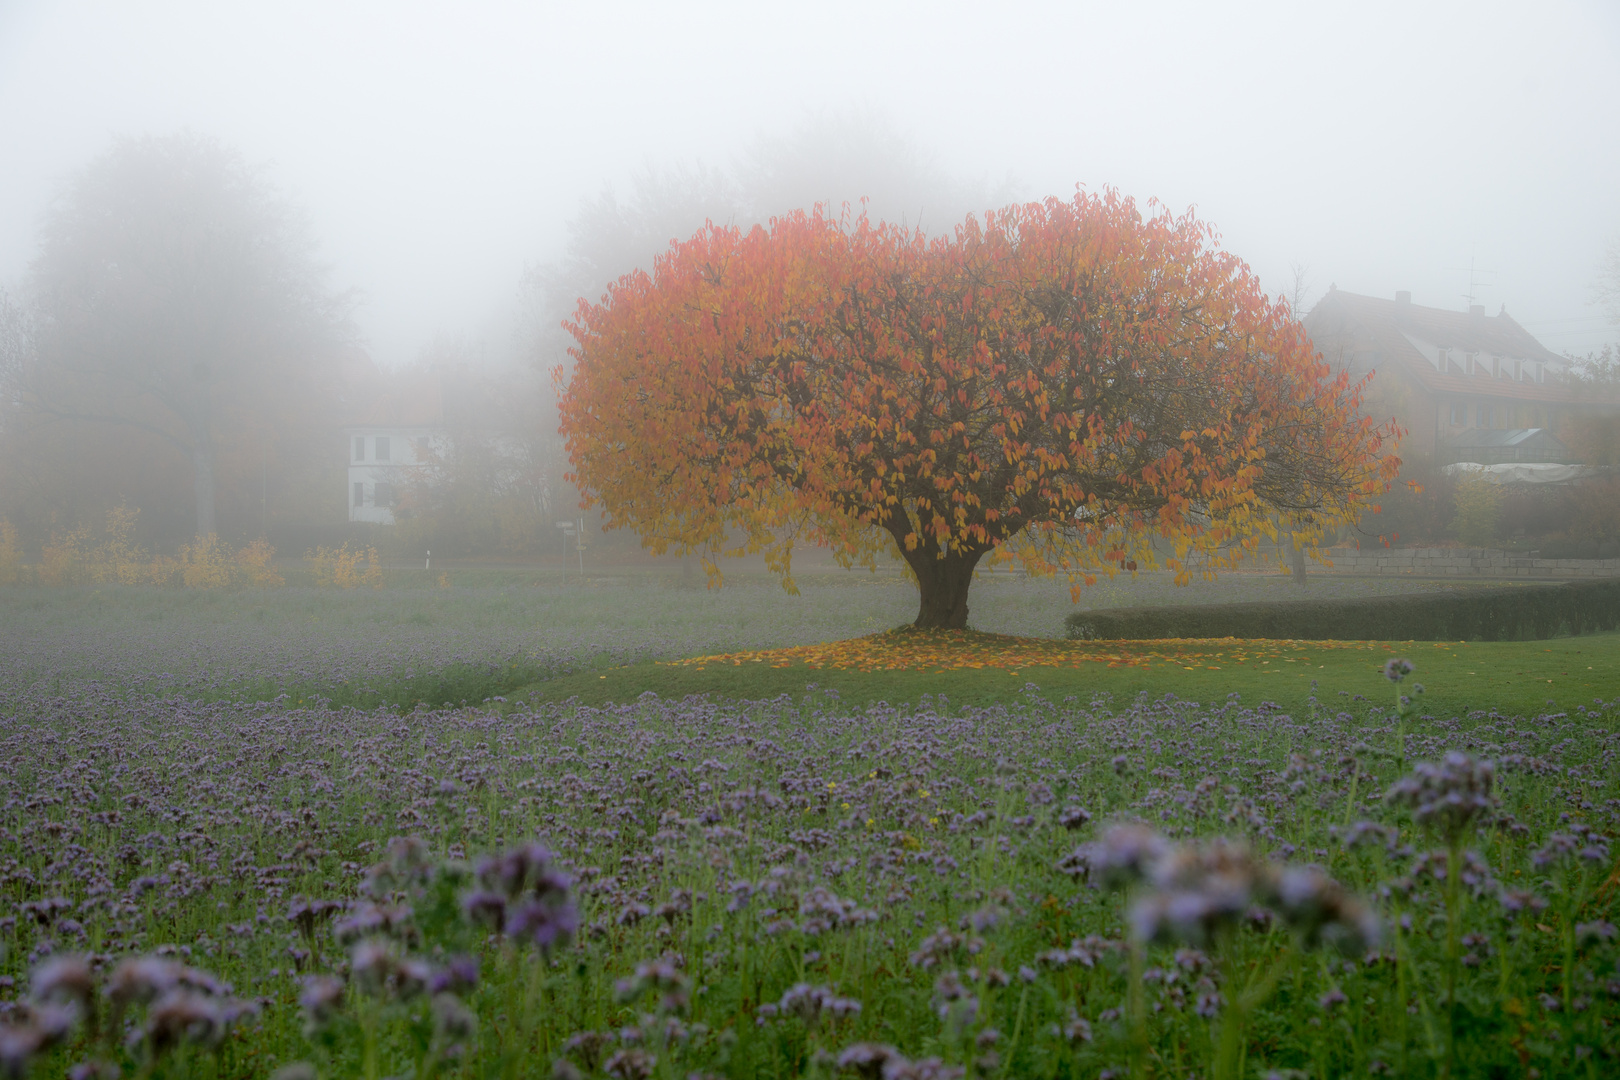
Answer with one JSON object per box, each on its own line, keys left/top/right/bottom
{"left": 344, "top": 426, "right": 446, "bottom": 524}
{"left": 1302, "top": 288, "right": 1612, "bottom": 465}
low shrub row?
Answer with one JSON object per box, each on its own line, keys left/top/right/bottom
{"left": 1064, "top": 579, "right": 1620, "bottom": 641}
{"left": 1538, "top": 537, "right": 1620, "bottom": 560}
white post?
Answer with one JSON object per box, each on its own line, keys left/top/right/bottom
{"left": 425, "top": 550, "right": 431, "bottom": 571}
{"left": 556, "top": 521, "right": 576, "bottom": 582}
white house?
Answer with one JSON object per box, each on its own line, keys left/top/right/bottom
{"left": 345, "top": 426, "right": 448, "bottom": 524}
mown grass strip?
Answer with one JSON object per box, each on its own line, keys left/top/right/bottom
{"left": 520, "top": 629, "right": 1620, "bottom": 716}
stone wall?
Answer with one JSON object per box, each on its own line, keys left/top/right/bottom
{"left": 1320, "top": 546, "right": 1620, "bottom": 578}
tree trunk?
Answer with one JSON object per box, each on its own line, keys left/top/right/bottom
{"left": 1289, "top": 532, "right": 1307, "bottom": 587}
{"left": 192, "top": 440, "right": 217, "bottom": 538}
{"left": 907, "top": 548, "right": 985, "bottom": 629}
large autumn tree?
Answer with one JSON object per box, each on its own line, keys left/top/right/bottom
{"left": 560, "top": 192, "right": 1400, "bottom": 628}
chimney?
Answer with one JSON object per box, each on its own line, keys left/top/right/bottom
{"left": 1469, "top": 305, "right": 1485, "bottom": 317}
{"left": 1395, "top": 291, "right": 1411, "bottom": 305}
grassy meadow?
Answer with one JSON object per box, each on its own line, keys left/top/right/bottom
{"left": 0, "top": 566, "right": 1616, "bottom": 1078}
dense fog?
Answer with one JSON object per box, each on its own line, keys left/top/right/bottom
{"left": 0, "top": 0, "right": 1616, "bottom": 554}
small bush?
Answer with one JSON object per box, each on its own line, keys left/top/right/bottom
{"left": 304, "top": 541, "right": 383, "bottom": 588}
{"left": 1450, "top": 475, "right": 1504, "bottom": 548}
{"left": 233, "top": 537, "right": 285, "bottom": 586}
{"left": 179, "top": 533, "right": 234, "bottom": 588}
{"left": 1064, "top": 580, "right": 1620, "bottom": 641}
{"left": 25, "top": 507, "right": 285, "bottom": 588}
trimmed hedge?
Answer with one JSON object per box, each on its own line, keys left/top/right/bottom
{"left": 1063, "top": 580, "right": 1620, "bottom": 641}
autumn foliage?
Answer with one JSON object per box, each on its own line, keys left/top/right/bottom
{"left": 560, "top": 192, "right": 1400, "bottom": 628}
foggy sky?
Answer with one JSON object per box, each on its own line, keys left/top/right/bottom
{"left": 2, "top": 0, "right": 1617, "bottom": 368}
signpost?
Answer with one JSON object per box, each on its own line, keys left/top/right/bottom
{"left": 556, "top": 520, "right": 584, "bottom": 579}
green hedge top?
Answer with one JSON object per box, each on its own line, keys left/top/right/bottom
{"left": 1063, "top": 580, "right": 1620, "bottom": 642}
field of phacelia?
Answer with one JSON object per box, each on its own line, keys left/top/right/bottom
{"left": 0, "top": 580, "right": 1616, "bottom": 1078}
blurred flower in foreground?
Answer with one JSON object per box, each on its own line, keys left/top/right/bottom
{"left": 1385, "top": 752, "right": 1495, "bottom": 843}
{"left": 464, "top": 842, "right": 578, "bottom": 956}
{"left": 1078, "top": 825, "right": 1380, "bottom": 955}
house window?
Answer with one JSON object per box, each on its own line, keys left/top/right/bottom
{"left": 353, "top": 481, "right": 365, "bottom": 508}
{"left": 375, "top": 482, "right": 395, "bottom": 508}
{"left": 376, "top": 436, "right": 391, "bottom": 461}
{"left": 1449, "top": 402, "right": 1464, "bottom": 426}
{"left": 354, "top": 436, "right": 365, "bottom": 461}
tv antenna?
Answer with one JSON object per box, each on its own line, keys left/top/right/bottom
{"left": 1447, "top": 257, "right": 1498, "bottom": 310}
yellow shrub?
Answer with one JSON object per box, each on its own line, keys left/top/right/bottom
{"left": 233, "top": 538, "right": 284, "bottom": 587}
{"left": 144, "top": 555, "right": 182, "bottom": 587}
{"left": 96, "top": 505, "right": 143, "bottom": 584}
{"left": 179, "top": 534, "right": 235, "bottom": 589}
{"left": 29, "top": 508, "right": 283, "bottom": 589}
{"left": 39, "top": 525, "right": 92, "bottom": 586}
{"left": 305, "top": 542, "right": 384, "bottom": 588}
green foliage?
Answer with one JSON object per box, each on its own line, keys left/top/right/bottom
{"left": 1450, "top": 476, "right": 1504, "bottom": 548}
{"left": 1064, "top": 580, "right": 1620, "bottom": 642}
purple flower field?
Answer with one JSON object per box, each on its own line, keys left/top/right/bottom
{"left": 0, "top": 582, "right": 1615, "bottom": 1077}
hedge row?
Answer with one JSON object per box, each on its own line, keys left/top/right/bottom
{"left": 1063, "top": 580, "right": 1620, "bottom": 642}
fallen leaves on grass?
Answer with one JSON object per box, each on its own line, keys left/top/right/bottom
{"left": 664, "top": 630, "right": 1390, "bottom": 675}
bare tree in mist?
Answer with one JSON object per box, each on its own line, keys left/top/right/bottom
{"left": 382, "top": 336, "right": 558, "bottom": 557}
{"left": 0, "top": 289, "right": 32, "bottom": 411}
{"left": 737, "top": 106, "right": 1010, "bottom": 232}
{"left": 523, "top": 106, "right": 1015, "bottom": 375}
{"left": 519, "top": 160, "right": 740, "bottom": 367}
{"left": 1598, "top": 234, "right": 1620, "bottom": 326}
{"left": 14, "top": 133, "right": 353, "bottom": 538}
{"left": 1286, "top": 261, "right": 1314, "bottom": 321}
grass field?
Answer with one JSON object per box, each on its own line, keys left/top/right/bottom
{"left": 0, "top": 571, "right": 1616, "bottom": 1078}
{"left": 528, "top": 629, "right": 1620, "bottom": 719}
{"left": 0, "top": 566, "right": 1595, "bottom": 714}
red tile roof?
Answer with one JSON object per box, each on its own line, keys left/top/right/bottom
{"left": 1303, "top": 288, "right": 1603, "bottom": 405}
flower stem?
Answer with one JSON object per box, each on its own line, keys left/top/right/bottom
{"left": 1444, "top": 839, "right": 1462, "bottom": 1079}
{"left": 1128, "top": 940, "right": 1149, "bottom": 1080}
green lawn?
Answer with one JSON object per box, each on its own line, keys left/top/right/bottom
{"left": 4, "top": 570, "right": 1616, "bottom": 718}
{"left": 522, "top": 629, "right": 1620, "bottom": 717}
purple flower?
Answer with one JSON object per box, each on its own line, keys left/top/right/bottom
{"left": 834, "top": 1042, "right": 905, "bottom": 1079}
{"left": 764, "top": 983, "right": 861, "bottom": 1027}
{"left": 1386, "top": 753, "right": 1495, "bottom": 842}
{"left": 30, "top": 955, "right": 95, "bottom": 1009}
{"left": 299, "top": 975, "right": 346, "bottom": 1032}
{"left": 505, "top": 897, "right": 580, "bottom": 954}
{"left": 1057, "top": 805, "right": 1092, "bottom": 831}
{"left": 428, "top": 954, "right": 479, "bottom": 996}
{"left": 1072, "top": 823, "right": 1172, "bottom": 891}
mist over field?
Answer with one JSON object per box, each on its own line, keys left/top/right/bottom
{"left": 0, "top": 0, "right": 1616, "bottom": 555}
{"left": 2, "top": 1, "right": 1616, "bottom": 365}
